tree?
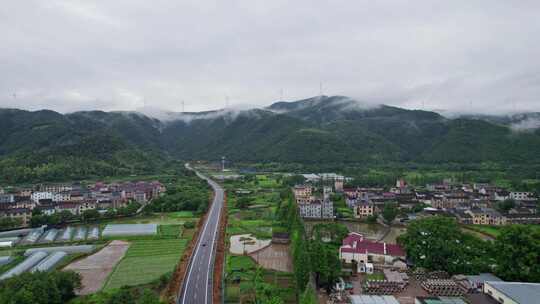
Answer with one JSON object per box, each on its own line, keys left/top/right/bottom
{"left": 496, "top": 199, "right": 516, "bottom": 213}
{"left": 0, "top": 217, "right": 22, "bottom": 230}
{"left": 0, "top": 271, "right": 81, "bottom": 304}
{"left": 299, "top": 286, "right": 317, "bottom": 304}
{"left": 493, "top": 225, "right": 540, "bottom": 282}
{"left": 236, "top": 197, "right": 252, "bottom": 209}
{"left": 81, "top": 209, "right": 100, "bottom": 223}
{"left": 399, "top": 217, "right": 493, "bottom": 274}
{"left": 382, "top": 203, "right": 398, "bottom": 224}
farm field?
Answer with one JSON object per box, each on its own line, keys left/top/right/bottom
{"left": 216, "top": 171, "right": 297, "bottom": 304}
{"left": 104, "top": 238, "right": 188, "bottom": 289}
{"left": 224, "top": 255, "right": 296, "bottom": 304}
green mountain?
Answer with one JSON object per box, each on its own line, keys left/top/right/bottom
{"left": 1, "top": 95, "right": 540, "bottom": 182}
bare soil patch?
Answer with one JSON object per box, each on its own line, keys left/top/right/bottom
{"left": 64, "top": 240, "right": 130, "bottom": 295}
{"left": 249, "top": 244, "right": 292, "bottom": 272}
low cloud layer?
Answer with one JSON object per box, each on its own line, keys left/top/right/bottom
{"left": 1, "top": 1, "right": 540, "bottom": 114}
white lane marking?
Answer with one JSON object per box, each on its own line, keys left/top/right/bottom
{"left": 181, "top": 175, "right": 222, "bottom": 304}
{"left": 205, "top": 185, "right": 223, "bottom": 303}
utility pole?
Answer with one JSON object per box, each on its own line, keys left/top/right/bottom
{"left": 280, "top": 88, "right": 284, "bottom": 101}
{"left": 181, "top": 100, "right": 185, "bottom": 113}
{"left": 319, "top": 82, "right": 323, "bottom": 96}
{"left": 225, "top": 96, "right": 229, "bottom": 108}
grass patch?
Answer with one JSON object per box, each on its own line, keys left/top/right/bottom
{"left": 159, "top": 225, "right": 182, "bottom": 238}
{"left": 104, "top": 239, "right": 188, "bottom": 290}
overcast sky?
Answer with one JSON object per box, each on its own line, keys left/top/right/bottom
{"left": 1, "top": 0, "right": 540, "bottom": 114}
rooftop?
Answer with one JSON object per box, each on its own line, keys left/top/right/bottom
{"left": 340, "top": 232, "right": 405, "bottom": 257}
{"left": 350, "top": 295, "right": 399, "bottom": 304}
{"left": 486, "top": 281, "right": 540, "bottom": 304}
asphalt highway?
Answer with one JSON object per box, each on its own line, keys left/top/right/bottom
{"left": 178, "top": 165, "right": 224, "bottom": 304}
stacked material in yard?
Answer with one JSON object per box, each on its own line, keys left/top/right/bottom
{"left": 363, "top": 280, "right": 406, "bottom": 295}
{"left": 421, "top": 279, "right": 466, "bottom": 296}
{"left": 0, "top": 251, "right": 48, "bottom": 280}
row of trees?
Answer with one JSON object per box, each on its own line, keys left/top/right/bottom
{"left": 276, "top": 190, "right": 348, "bottom": 303}
{"left": 0, "top": 217, "right": 22, "bottom": 230}
{"left": 399, "top": 217, "right": 540, "bottom": 282}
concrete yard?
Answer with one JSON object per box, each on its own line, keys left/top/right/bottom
{"left": 229, "top": 234, "right": 271, "bottom": 255}
{"left": 64, "top": 240, "right": 130, "bottom": 295}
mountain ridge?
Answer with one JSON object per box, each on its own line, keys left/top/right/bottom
{"left": 1, "top": 95, "right": 540, "bottom": 183}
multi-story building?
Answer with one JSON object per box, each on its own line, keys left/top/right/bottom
{"left": 40, "top": 184, "right": 72, "bottom": 193}
{"left": 509, "top": 191, "right": 535, "bottom": 201}
{"left": 466, "top": 208, "right": 507, "bottom": 225}
{"left": 52, "top": 191, "right": 71, "bottom": 202}
{"left": 354, "top": 201, "right": 374, "bottom": 218}
{"left": 293, "top": 185, "right": 312, "bottom": 198}
{"left": 30, "top": 192, "right": 53, "bottom": 203}
{"left": 298, "top": 199, "right": 333, "bottom": 219}
{"left": 0, "top": 194, "right": 15, "bottom": 204}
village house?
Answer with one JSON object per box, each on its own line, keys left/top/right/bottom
{"left": 466, "top": 208, "right": 507, "bottom": 225}
{"left": 298, "top": 199, "right": 333, "bottom": 219}
{"left": 293, "top": 185, "right": 312, "bottom": 197}
{"left": 30, "top": 191, "right": 53, "bottom": 203}
{"left": 354, "top": 201, "right": 374, "bottom": 218}
{"left": 339, "top": 233, "right": 406, "bottom": 272}
{"left": 509, "top": 191, "right": 536, "bottom": 201}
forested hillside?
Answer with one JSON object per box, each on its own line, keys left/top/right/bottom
{"left": 1, "top": 95, "right": 540, "bottom": 183}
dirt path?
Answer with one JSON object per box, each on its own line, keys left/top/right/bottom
{"left": 64, "top": 240, "right": 130, "bottom": 295}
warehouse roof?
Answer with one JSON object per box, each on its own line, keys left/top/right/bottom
{"left": 350, "top": 295, "right": 399, "bottom": 304}
{"left": 486, "top": 281, "right": 540, "bottom": 304}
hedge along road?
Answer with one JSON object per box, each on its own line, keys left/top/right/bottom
{"left": 178, "top": 164, "right": 225, "bottom": 304}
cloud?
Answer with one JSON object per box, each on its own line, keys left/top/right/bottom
{"left": 510, "top": 117, "right": 540, "bottom": 131}
{"left": 1, "top": 1, "right": 540, "bottom": 114}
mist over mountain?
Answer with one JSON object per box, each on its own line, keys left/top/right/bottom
{"left": 1, "top": 95, "right": 540, "bottom": 182}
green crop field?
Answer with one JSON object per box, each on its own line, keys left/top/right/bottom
{"left": 104, "top": 238, "right": 188, "bottom": 290}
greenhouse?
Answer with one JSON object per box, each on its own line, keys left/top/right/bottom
{"left": 0, "top": 237, "right": 19, "bottom": 248}
{"left": 31, "top": 251, "right": 67, "bottom": 273}
{"left": 25, "top": 245, "right": 95, "bottom": 256}
{"left": 0, "top": 251, "right": 48, "bottom": 280}
{"left": 0, "top": 256, "right": 13, "bottom": 266}
{"left": 102, "top": 224, "right": 157, "bottom": 236}
{"left": 43, "top": 229, "right": 59, "bottom": 243}
{"left": 0, "top": 228, "right": 32, "bottom": 238}
{"left": 23, "top": 228, "right": 44, "bottom": 244}
{"left": 87, "top": 226, "right": 100, "bottom": 240}
{"left": 59, "top": 227, "right": 74, "bottom": 242}
{"left": 73, "top": 227, "right": 87, "bottom": 241}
